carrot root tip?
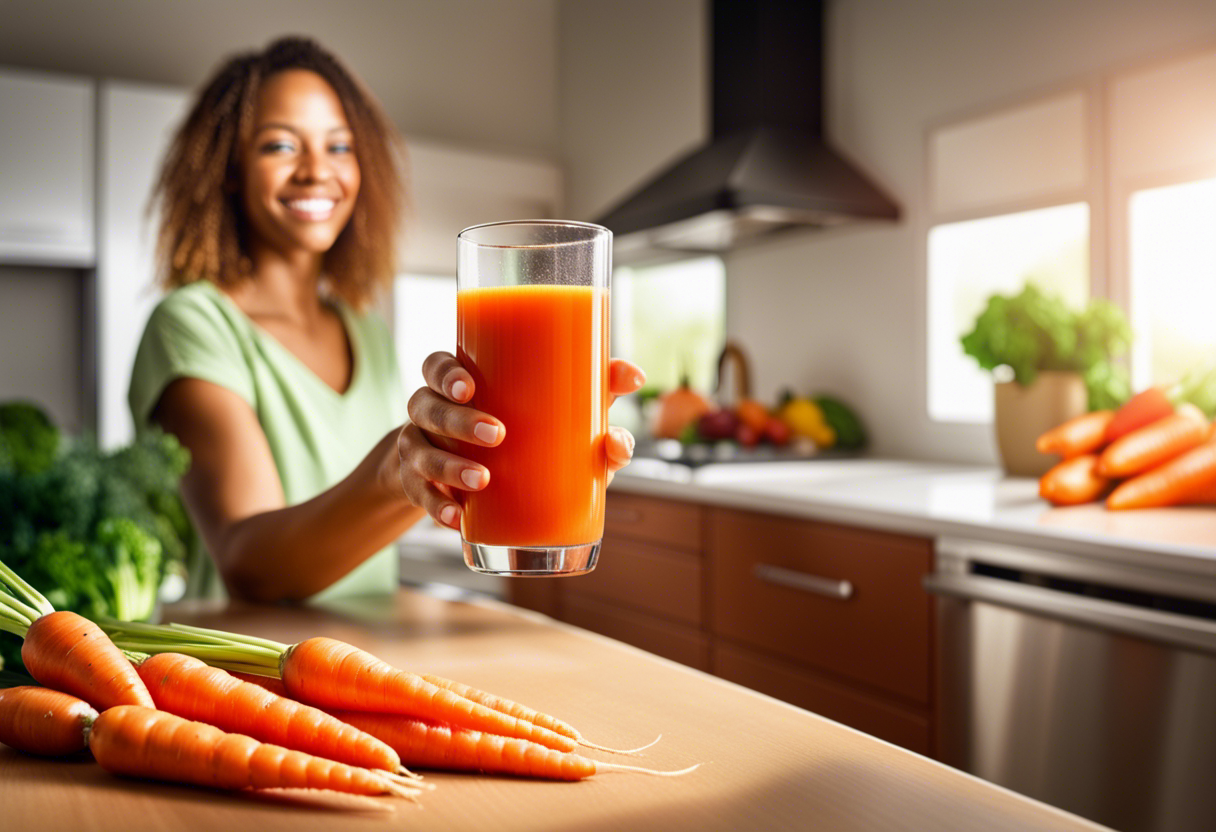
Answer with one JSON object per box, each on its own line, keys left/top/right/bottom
{"left": 577, "top": 732, "right": 663, "bottom": 756}
{"left": 595, "top": 761, "right": 700, "bottom": 777}
{"left": 394, "top": 765, "right": 426, "bottom": 781}
{"left": 386, "top": 772, "right": 436, "bottom": 791}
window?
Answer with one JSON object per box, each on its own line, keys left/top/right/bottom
{"left": 612, "top": 256, "right": 726, "bottom": 394}
{"left": 1128, "top": 177, "right": 1216, "bottom": 388}
{"left": 927, "top": 204, "right": 1090, "bottom": 422}
{"left": 926, "top": 88, "right": 1093, "bottom": 424}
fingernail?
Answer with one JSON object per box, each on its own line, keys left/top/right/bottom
{"left": 451, "top": 380, "right": 469, "bottom": 401}
{"left": 461, "top": 469, "right": 484, "bottom": 489}
{"left": 625, "top": 430, "right": 636, "bottom": 455}
{"left": 440, "top": 505, "right": 458, "bottom": 526}
{"left": 474, "top": 422, "right": 500, "bottom": 444}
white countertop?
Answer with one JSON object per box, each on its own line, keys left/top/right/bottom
{"left": 611, "top": 457, "right": 1216, "bottom": 579}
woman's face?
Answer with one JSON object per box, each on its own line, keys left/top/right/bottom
{"left": 241, "top": 69, "right": 361, "bottom": 260}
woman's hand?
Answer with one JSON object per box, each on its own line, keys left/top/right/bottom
{"left": 396, "top": 352, "right": 646, "bottom": 530}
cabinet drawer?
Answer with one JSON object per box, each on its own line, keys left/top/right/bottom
{"left": 709, "top": 508, "right": 933, "bottom": 704}
{"left": 604, "top": 492, "right": 703, "bottom": 552}
{"left": 713, "top": 642, "right": 931, "bottom": 757}
{"left": 567, "top": 536, "right": 702, "bottom": 626}
{"left": 562, "top": 594, "right": 709, "bottom": 671}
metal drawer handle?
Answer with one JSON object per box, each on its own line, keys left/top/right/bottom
{"left": 754, "top": 564, "right": 854, "bottom": 600}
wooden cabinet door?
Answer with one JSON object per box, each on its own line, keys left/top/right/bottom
{"left": 710, "top": 508, "right": 934, "bottom": 704}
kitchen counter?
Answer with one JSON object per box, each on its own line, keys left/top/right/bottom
{"left": 2, "top": 588, "right": 1108, "bottom": 831}
{"left": 613, "top": 457, "right": 1216, "bottom": 579}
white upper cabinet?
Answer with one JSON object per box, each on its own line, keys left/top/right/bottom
{"left": 0, "top": 68, "right": 95, "bottom": 265}
{"left": 402, "top": 140, "right": 562, "bottom": 275}
{"left": 96, "top": 80, "right": 190, "bottom": 449}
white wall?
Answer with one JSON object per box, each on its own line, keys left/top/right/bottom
{"left": 0, "top": 0, "right": 558, "bottom": 158}
{"left": 559, "top": 0, "right": 1216, "bottom": 464}
{"left": 557, "top": 0, "right": 706, "bottom": 221}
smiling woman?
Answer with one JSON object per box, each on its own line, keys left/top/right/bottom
{"left": 126, "top": 37, "right": 644, "bottom": 605}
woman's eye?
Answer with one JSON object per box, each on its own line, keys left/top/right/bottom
{"left": 329, "top": 142, "right": 353, "bottom": 155}
{"left": 259, "top": 140, "right": 295, "bottom": 154}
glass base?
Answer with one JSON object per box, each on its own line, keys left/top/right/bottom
{"left": 462, "top": 540, "right": 600, "bottom": 576}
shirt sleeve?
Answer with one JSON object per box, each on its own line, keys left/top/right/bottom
{"left": 128, "top": 288, "right": 257, "bottom": 430}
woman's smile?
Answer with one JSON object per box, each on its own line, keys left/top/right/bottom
{"left": 281, "top": 196, "right": 339, "bottom": 222}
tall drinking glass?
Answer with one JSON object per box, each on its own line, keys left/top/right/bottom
{"left": 455, "top": 220, "right": 611, "bottom": 576}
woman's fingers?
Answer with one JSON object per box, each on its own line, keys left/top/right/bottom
{"left": 422, "top": 351, "right": 475, "bottom": 403}
{"left": 408, "top": 387, "right": 503, "bottom": 446}
{"left": 396, "top": 423, "right": 489, "bottom": 529}
{"left": 609, "top": 358, "right": 646, "bottom": 397}
{"left": 606, "top": 426, "right": 635, "bottom": 471}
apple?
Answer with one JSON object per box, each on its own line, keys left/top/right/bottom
{"left": 763, "top": 416, "right": 792, "bottom": 446}
{"left": 735, "top": 422, "right": 761, "bottom": 448}
{"left": 697, "top": 408, "right": 740, "bottom": 441}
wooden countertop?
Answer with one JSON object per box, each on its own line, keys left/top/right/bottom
{"left": 3, "top": 588, "right": 1109, "bottom": 831}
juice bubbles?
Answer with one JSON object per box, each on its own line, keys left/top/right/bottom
{"left": 457, "top": 284, "right": 609, "bottom": 547}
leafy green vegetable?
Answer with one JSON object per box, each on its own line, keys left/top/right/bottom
{"left": 0, "top": 402, "right": 60, "bottom": 476}
{"left": 813, "top": 395, "right": 867, "bottom": 450}
{"left": 0, "top": 411, "right": 193, "bottom": 671}
{"left": 1171, "top": 362, "right": 1216, "bottom": 419}
{"left": 960, "top": 283, "right": 1132, "bottom": 411}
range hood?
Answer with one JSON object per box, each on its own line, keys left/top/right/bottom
{"left": 595, "top": 0, "right": 900, "bottom": 254}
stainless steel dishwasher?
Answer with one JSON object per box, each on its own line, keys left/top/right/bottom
{"left": 925, "top": 537, "right": 1216, "bottom": 832}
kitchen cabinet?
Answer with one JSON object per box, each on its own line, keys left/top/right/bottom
{"left": 507, "top": 491, "right": 937, "bottom": 756}
{"left": 0, "top": 68, "right": 94, "bottom": 266}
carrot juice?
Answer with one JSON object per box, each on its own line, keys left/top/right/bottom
{"left": 456, "top": 284, "right": 609, "bottom": 547}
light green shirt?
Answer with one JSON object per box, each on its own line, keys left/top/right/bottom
{"left": 129, "top": 280, "right": 406, "bottom": 602}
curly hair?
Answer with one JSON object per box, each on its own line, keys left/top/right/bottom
{"left": 152, "top": 36, "right": 405, "bottom": 310}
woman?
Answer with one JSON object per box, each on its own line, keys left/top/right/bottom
{"left": 129, "top": 37, "right": 642, "bottom": 603}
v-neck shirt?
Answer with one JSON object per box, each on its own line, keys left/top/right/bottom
{"left": 128, "top": 279, "right": 406, "bottom": 602}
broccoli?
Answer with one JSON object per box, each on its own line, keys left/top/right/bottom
{"left": 0, "top": 401, "right": 60, "bottom": 477}
{"left": 0, "top": 425, "right": 192, "bottom": 671}
{"left": 94, "top": 518, "right": 163, "bottom": 622}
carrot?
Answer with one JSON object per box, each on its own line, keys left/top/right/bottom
{"left": 1105, "top": 387, "right": 1174, "bottom": 444}
{"left": 0, "top": 561, "right": 154, "bottom": 711}
{"left": 230, "top": 670, "right": 288, "bottom": 697}
{"left": 1039, "top": 454, "right": 1112, "bottom": 506}
{"left": 1107, "top": 441, "right": 1216, "bottom": 510}
{"left": 1096, "top": 408, "right": 1210, "bottom": 478}
{"left": 419, "top": 673, "right": 659, "bottom": 754}
{"left": 134, "top": 652, "right": 412, "bottom": 776}
{"left": 0, "top": 686, "right": 98, "bottom": 756}
{"left": 102, "top": 622, "right": 578, "bottom": 753}
{"left": 332, "top": 711, "right": 697, "bottom": 781}
{"left": 1035, "top": 410, "right": 1114, "bottom": 459}
{"left": 280, "top": 638, "right": 576, "bottom": 750}
{"left": 88, "top": 705, "right": 422, "bottom": 798}
{"left": 1179, "top": 479, "right": 1216, "bottom": 505}
{"left": 235, "top": 668, "right": 655, "bottom": 755}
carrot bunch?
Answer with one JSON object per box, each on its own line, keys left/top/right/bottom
{"left": 101, "top": 619, "right": 695, "bottom": 782}
{"left": 1035, "top": 387, "right": 1216, "bottom": 509}
{"left": 0, "top": 561, "right": 425, "bottom": 807}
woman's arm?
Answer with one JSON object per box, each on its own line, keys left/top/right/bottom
{"left": 154, "top": 356, "right": 645, "bottom": 603}
{"left": 152, "top": 377, "right": 426, "bottom": 602}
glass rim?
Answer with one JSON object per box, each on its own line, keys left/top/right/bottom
{"left": 457, "top": 219, "right": 611, "bottom": 250}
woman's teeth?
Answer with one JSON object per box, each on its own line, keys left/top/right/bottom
{"left": 283, "top": 198, "right": 336, "bottom": 219}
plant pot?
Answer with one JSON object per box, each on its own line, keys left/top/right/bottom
{"left": 993, "top": 371, "right": 1088, "bottom": 477}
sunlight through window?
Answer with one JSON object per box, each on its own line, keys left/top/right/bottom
{"left": 1129, "top": 177, "right": 1216, "bottom": 388}
{"left": 928, "top": 203, "right": 1090, "bottom": 423}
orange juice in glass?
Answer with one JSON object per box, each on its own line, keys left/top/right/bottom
{"left": 455, "top": 220, "right": 611, "bottom": 576}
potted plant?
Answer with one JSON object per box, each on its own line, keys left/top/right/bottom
{"left": 961, "top": 283, "right": 1132, "bottom": 476}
